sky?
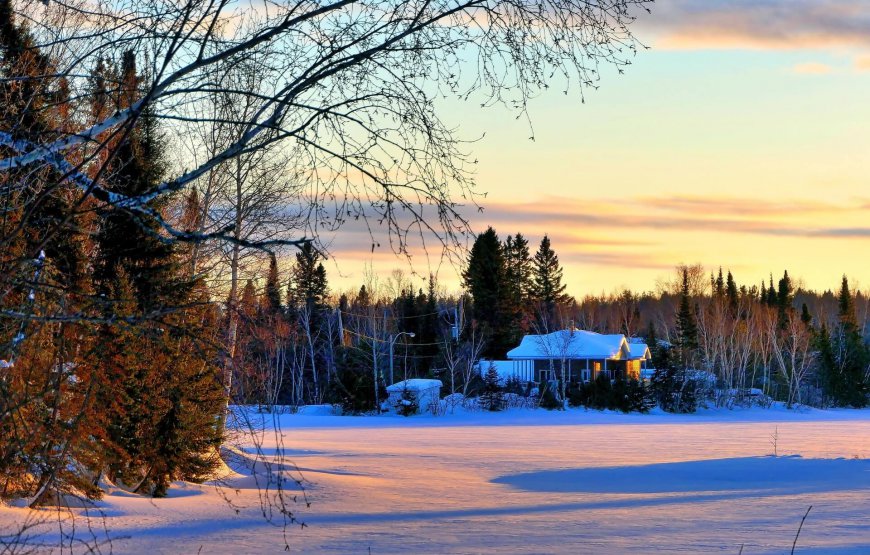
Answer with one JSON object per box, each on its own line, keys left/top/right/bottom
{"left": 322, "top": 0, "right": 870, "bottom": 297}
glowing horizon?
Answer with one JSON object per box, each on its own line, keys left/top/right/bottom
{"left": 315, "top": 0, "right": 870, "bottom": 298}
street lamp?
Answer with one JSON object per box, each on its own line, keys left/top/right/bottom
{"left": 389, "top": 331, "right": 415, "bottom": 385}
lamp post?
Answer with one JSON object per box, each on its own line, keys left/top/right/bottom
{"left": 389, "top": 331, "right": 415, "bottom": 385}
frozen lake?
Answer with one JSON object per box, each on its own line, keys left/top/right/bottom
{"left": 4, "top": 407, "right": 870, "bottom": 553}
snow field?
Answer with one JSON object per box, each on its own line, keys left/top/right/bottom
{"left": 2, "top": 407, "right": 869, "bottom": 553}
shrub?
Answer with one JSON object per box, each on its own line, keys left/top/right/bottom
{"left": 538, "top": 382, "right": 562, "bottom": 410}
{"left": 480, "top": 365, "right": 504, "bottom": 411}
{"left": 396, "top": 387, "right": 418, "bottom": 417}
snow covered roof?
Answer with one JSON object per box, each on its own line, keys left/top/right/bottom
{"left": 506, "top": 330, "right": 645, "bottom": 360}
{"left": 386, "top": 379, "right": 443, "bottom": 392}
{"left": 629, "top": 343, "right": 652, "bottom": 360}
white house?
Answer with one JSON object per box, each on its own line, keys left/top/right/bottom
{"left": 484, "top": 329, "right": 652, "bottom": 384}
{"left": 385, "top": 379, "right": 442, "bottom": 414}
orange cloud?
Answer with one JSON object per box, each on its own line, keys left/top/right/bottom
{"left": 854, "top": 54, "right": 870, "bottom": 71}
{"left": 792, "top": 62, "right": 834, "bottom": 74}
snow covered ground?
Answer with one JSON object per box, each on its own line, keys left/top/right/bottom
{"left": 3, "top": 406, "right": 870, "bottom": 554}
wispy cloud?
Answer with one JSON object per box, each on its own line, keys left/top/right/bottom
{"left": 640, "top": 1, "right": 870, "bottom": 51}
{"left": 792, "top": 62, "right": 834, "bottom": 74}
{"left": 477, "top": 195, "right": 870, "bottom": 240}
{"left": 315, "top": 194, "right": 870, "bottom": 292}
{"left": 854, "top": 54, "right": 870, "bottom": 71}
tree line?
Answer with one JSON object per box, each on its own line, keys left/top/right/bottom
{"left": 461, "top": 227, "right": 869, "bottom": 410}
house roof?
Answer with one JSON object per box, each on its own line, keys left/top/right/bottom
{"left": 629, "top": 342, "right": 652, "bottom": 360}
{"left": 506, "top": 330, "right": 648, "bottom": 360}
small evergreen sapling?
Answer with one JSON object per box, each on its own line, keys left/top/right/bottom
{"left": 480, "top": 364, "right": 504, "bottom": 411}
{"left": 396, "top": 386, "right": 418, "bottom": 417}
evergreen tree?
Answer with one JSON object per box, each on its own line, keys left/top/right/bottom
{"left": 675, "top": 268, "right": 698, "bottom": 367}
{"left": 0, "top": 3, "right": 97, "bottom": 503}
{"left": 530, "top": 235, "right": 570, "bottom": 328}
{"left": 777, "top": 270, "right": 793, "bottom": 327}
{"left": 819, "top": 277, "right": 870, "bottom": 407}
{"left": 800, "top": 303, "right": 812, "bottom": 327}
{"left": 264, "top": 256, "right": 282, "bottom": 315}
{"left": 766, "top": 275, "right": 777, "bottom": 306}
{"left": 503, "top": 233, "right": 533, "bottom": 343}
{"left": 90, "top": 51, "right": 224, "bottom": 496}
{"left": 726, "top": 271, "right": 739, "bottom": 314}
{"left": 462, "top": 228, "right": 511, "bottom": 357}
{"left": 287, "top": 242, "right": 328, "bottom": 315}
{"left": 480, "top": 364, "right": 504, "bottom": 411}
{"left": 715, "top": 268, "right": 725, "bottom": 298}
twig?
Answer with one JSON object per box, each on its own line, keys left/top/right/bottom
{"left": 791, "top": 505, "right": 812, "bottom": 555}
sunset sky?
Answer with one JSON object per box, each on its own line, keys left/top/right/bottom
{"left": 325, "top": 0, "right": 870, "bottom": 297}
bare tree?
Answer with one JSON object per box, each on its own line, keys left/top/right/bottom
{"left": 771, "top": 310, "right": 815, "bottom": 408}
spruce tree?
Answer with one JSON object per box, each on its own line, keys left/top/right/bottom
{"left": 530, "top": 235, "right": 570, "bottom": 328}
{"left": 287, "top": 243, "right": 328, "bottom": 315}
{"left": 777, "top": 270, "right": 793, "bottom": 328}
{"left": 265, "top": 255, "right": 282, "bottom": 315}
{"left": 480, "top": 364, "right": 504, "bottom": 411}
{"left": 726, "top": 270, "right": 739, "bottom": 315}
{"left": 766, "top": 275, "right": 777, "bottom": 306}
{"left": 462, "top": 228, "right": 510, "bottom": 357}
{"left": 675, "top": 268, "right": 698, "bottom": 367}
{"left": 800, "top": 303, "right": 812, "bottom": 327}
{"left": 503, "top": 233, "right": 533, "bottom": 346}
{"left": 820, "top": 277, "right": 870, "bottom": 407}
{"left": 0, "top": 2, "right": 96, "bottom": 502}
{"left": 90, "top": 51, "right": 223, "bottom": 496}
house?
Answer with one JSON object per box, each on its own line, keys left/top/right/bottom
{"left": 385, "top": 379, "right": 442, "bottom": 415}
{"left": 485, "top": 329, "right": 652, "bottom": 384}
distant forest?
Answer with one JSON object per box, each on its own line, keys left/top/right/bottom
{"left": 218, "top": 226, "right": 870, "bottom": 415}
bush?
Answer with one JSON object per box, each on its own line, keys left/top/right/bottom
{"left": 567, "top": 381, "right": 586, "bottom": 408}
{"left": 504, "top": 375, "right": 525, "bottom": 396}
{"left": 651, "top": 367, "right": 697, "bottom": 413}
{"left": 480, "top": 365, "right": 504, "bottom": 411}
{"left": 587, "top": 373, "right": 613, "bottom": 410}
{"left": 538, "top": 382, "right": 562, "bottom": 410}
{"left": 395, "top": 387, "right": 418, "bottom": 417}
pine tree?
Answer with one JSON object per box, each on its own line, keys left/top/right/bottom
{"left": 287, "top": 243, "right": 328, "bottom": 315}
{"left": 462, "top": 228, "right": 510, "bottom": 357}
{"left": 800, "top": 303, "right": 812, "bottom": 327}
{"left": 90, "top": 51, "right": 224, "bottom": 496}
{"left": 530, "top": 235, "right": 570, "bottom": 328}
{"left": 820, "top": 277, "right": 870, "bottom": 407}
{"left": 777, "top": 270, "right": 793, "bottom": 328}
{"left": 480, "top": 364, "right": 504, "bottom": 411}
{"left": 0, "top": 2, "right": 96, "bottom": 503}
{"left": 265, "top": 256, "right": 282, "bottom": 315}
{"left": 675, "top": 268, "right": 698, "bottom": 367}
{"left": 726, "top": 270, "right": 739, "bottom": 315}
{"left": 503, "top": 233, "right": 533, "bottom": 343}
{"left": 766, "top": 275, "right": 777, "bottom": 306}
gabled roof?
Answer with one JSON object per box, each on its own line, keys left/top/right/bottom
{"left": 629, "top": 342, "right": 652, "bottom": 360}
{"left": 507, "top": 330, "right": 642, "bottom": 360}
